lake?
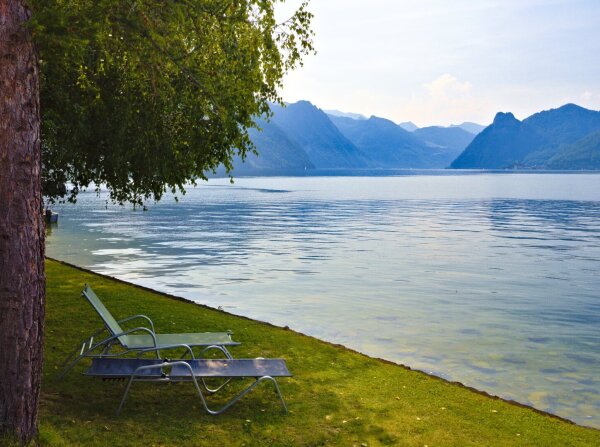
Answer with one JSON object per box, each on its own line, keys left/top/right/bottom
{"left": 46, "top": 172, "right": 600, "bottom": 427}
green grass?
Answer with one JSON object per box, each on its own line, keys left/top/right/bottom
{"left": 39, "top": 259, "right": 600, "bottom": 446}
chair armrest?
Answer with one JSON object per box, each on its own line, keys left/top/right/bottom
{"left": 199, "top": 345, "right": 233, "bottom": 359}
{"left": 117, "top": 315, "right": 155, "bottom": 333}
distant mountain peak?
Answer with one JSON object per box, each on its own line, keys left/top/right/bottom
{"left": 556, "top": 103, "right": 586, "bottom": 112}
{"left": 493, "top": 112, "right": 519, "bottom": 125}
{"left": 329, "top": 113, "right": 467, "bottom": 168}
{"left": 324, "top": 109, "right": 367, "bottom": 120}
{"left": 449, "top": 122, "right": 486, "bottom": 135}
{"left": 367, "top": 116, "right": 414, "bottom": 133}
{"left": 270, "top": 101, "right": 368, "bottom": 169}
{"left": 291, "top": 100, "right": 316, "bottom": 109}
{"left": 367, "top": 115, "right": 391, "bottom": 123}
{"left": 452, "top": 103, "right": 600, "bottom": 170}
{"left": 399, "top": 121, "right": 419, "bottom": 132}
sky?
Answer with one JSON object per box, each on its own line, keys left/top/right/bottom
{"left": 277, "top": 0, "right": 600, "bottom": 127}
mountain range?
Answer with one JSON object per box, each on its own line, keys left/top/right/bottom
{"left": 451, "top": 104, "right": 600, "bottom": 169}
{"left": 231, "top": 101, "right": 480, "bottom": 173}
{"left": 229, "top": 101, "right": 600, "bottom": 174}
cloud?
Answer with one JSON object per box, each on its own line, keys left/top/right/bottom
{"left": 579, "top": 90, "right": 600, "bottom": 110}
{"left": 580, "top": 90, "right": 600, "bottom": 107}
{"left": 395, "top": 74, "right": 494, "bottom": 126}
{"left": 424, "top": 74, "right": 473, "bottom": 99}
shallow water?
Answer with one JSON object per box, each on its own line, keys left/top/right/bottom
{"left": 46, "top": 173, "right": 600, "bottom": 427}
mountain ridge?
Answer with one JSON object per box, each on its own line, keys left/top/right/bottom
{"left": 329, "top": 114, "right": 441, "bottom": 168}
{"left": 269, "top": 101, "right": 370, "bottom": 168}
{"left": 451, "top": 104, "right": 600, "bottom": 169}
{"left": 232, "top": 101, "right": 600, "bottom": 174}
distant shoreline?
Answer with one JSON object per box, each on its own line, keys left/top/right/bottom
{"left": 209, "top": 168, "right": 600, "bottom": 179}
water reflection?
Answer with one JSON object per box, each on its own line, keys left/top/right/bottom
{"left": 47, "top": 174, "right": 600, "bottom": 427}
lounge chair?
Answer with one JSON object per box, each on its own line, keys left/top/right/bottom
{"left": 59, "top": 284, "right": 240, "bottom": 378}
{"left": 84, "top": 355, "right": 292, "bottom": 415}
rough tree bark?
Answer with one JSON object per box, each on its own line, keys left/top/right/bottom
{"left": 0, "top": 0, "right": 45, "bottom": 444}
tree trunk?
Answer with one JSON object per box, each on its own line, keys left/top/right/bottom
{"left": 0, "top": 0, "right": 45, "bottom": 444}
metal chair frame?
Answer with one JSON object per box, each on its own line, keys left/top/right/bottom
{"left": 58, "top": 285, "right": 239, "bottom": 379}
{"left": 83, "top": 354, "right": 290, "bottom": 416}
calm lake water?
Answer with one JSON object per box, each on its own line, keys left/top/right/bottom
{"left": 46, "top": 172, "right": 600, "bottom": 427}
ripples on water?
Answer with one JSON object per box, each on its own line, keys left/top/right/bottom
{"left": 46, "top": 173, "right": 600, "bottom": 427}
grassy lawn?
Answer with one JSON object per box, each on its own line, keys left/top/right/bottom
{"left": 39, "top": 259, "right": 599, "bottom": 446}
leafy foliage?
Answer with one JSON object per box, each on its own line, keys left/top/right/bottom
{"left": 28, "top": 0, "right": 314, "bottom": 205}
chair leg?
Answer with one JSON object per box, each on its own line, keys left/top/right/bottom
{"left": 269, "top": 377, "right": 289, "bottom": 413}
{"left": 191, "top": 375, "right": 288, "bottom": 415}
{"left": 116, "top": 375, "right": 136, "bottom": 416}
{"left": 58, "top": 327, "right": 111, "bottom": 378}
{"left": 198, "top": 345, "right": 234, "bottom": 393}
{"left": 57, "top": 344, "right": 86, "bottom": 380}
{"left": 116, "top": 362, "right": 170, "bottom": 416}
{"left": 114, "top": 362, "right": 288, "bottom": 417}
{"left": 58, "top": 341, "right": 98, "bottom": 380}
{"left": 201, "top": 377, "right": 233, "bottom": 394}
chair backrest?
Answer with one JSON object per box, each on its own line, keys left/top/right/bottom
{"left": 82, "top": 284, "right": 127, "bottom": 346}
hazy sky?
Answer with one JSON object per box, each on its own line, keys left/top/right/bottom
{"left": 277, "top": 0, "right": 600, "bottom": 126}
